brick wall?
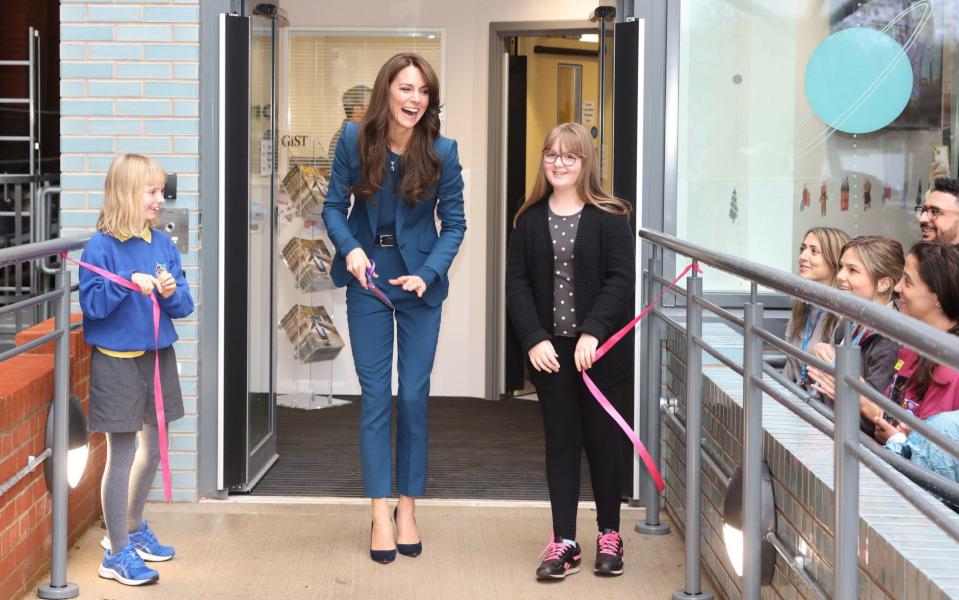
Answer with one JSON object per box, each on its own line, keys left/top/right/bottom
{"left": 660, "top": 322, "right": 959, "bottom": 599}
{"left": 0, "top": 315, "right": 103, "bottom": 600}
{"left": 58, "top": 1, "right": 201, "bottom": 502}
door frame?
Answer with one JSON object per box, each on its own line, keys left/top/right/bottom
{"left": 485, "top": 20, "right": 598, "bottom": 401}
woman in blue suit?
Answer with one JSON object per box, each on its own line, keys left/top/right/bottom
{"left": 321, "top": 53, "right": 466, "bottom": 564}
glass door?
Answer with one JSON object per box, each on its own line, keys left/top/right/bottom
{"left": 242, "top": 10, "right": 280, "bottom": 491}
{"left": 219, "top": 7, "right": 282, "bottom": 493}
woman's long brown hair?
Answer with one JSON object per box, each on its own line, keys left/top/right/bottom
{"left": 512, "top": 123, "right": 629, "bottom": 227}
{"left": 353, "top": 53, "right": 441, "bottom": 206}
{"left": 907, "top": 242, "right": 959, "bottom": 399}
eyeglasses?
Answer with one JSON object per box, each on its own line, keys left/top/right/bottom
{"left": 543, "top": 150, "right": 581, "bottom": 166}
{"left": 914, "top": 204, "right": 959, "bottom": 219}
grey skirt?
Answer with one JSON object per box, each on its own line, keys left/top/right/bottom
{"left": 88, "top": 346, "right": 184, "bottom": 433}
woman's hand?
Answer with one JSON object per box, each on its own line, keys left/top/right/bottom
{"left": 528, "top": 340, "right": 560, "bottom": 373}
{"left": 811, "top": 342, "right": 836, "bottom": 364}
{"left": 157, "top": 271, "right": 176, "bottom": 299}
{"left": 807, "top": 366, "right": 836, "bottom": 400}
{"left": 575, "top": 333, "right": 599, "bottom": 372}
{"left": 131, "top": 272, "right": 161, "bottom": 297}
{"left": 389, "top": 275, "right": 427, "bottom": 298}
{"left": 346, "top": 248, "right": 372, "bottom": 288}
{"left": 873, "top": 415, "right": 906, "bottom": 444}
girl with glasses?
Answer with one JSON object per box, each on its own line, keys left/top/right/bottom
{"left": 506, "top": 123, "right": 633, "bottom": 580}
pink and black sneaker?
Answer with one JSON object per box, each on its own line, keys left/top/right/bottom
{"left": 536, "top": 535, "right": 582, "bottom": 580}
{"left": 594, "top": 529, "right": 624, "bottom": 576}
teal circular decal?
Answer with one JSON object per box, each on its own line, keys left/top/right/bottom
{"left": 804, "top": 27, "right": 913, "bottom": 134}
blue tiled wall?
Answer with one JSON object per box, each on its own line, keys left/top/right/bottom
{"left": 60, "top": 1, "right": 201, "bottom": 503}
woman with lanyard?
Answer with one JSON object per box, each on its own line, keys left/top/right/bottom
{"left": 783, "top": 227, "right": 850, "bottom": 386}
{"left": 870, "top": 242, "right": 959, "bottom": 446}
{"left": 805, "top": 236, "right": 904, "bottom": 437}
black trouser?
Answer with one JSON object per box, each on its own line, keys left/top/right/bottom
{"left": 533, "top": 336, "right": 624, "bottom": 540}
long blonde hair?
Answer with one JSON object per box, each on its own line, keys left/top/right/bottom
{"left": 513, "top": 123, "right": 629, "bottom": 227}
{"left": 791, "top": 226, "right": 850, "bottom": 336}
{"left": 97, "top": 154, "right": 166, "bottom": 239}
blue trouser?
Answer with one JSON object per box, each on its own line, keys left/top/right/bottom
{"left": 346, "top": 245, "right": 442, "bottom": 498}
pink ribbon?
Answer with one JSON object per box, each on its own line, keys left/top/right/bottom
{"left": 63, "top": 252, "right": 173, "bottom": 502}
{"left": 582, "top": 261, "right": 702, "bottom": 493}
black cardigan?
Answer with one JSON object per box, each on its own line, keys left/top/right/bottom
{"left": 506, "top": 201, "right": 635, "bottom": 389}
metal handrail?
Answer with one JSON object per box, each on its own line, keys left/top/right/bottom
{"left": 0, "top": 232, "right": 89, "bottom": 598}
{"left": 0, "top": 233, "right": 89, "bottom": 269}
{"left": 641, "top": 228, "right": 959, "bottom": 369}
{"left": 636, "top": 228, "right": 959, "bottom": 600}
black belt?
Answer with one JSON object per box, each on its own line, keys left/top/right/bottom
{"left": 375, "top": 234, "right": 397, "bottom": 247}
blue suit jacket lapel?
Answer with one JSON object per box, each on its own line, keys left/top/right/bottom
{"left": 366, "top": 198, "right": 379, "bottom": 238}
{"left": 395, "top": 196, "right": 408, "bottom": 238}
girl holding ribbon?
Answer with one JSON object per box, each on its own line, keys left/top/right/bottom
{"left": 783, "top": 226, "right": 849, "bottom": 386}
{"left": 321, "top": 53, "right": 466, "bottom": 564}
{"left": 805, "top": 236, "right": 904, "bottom": 437}
{"left": 78, "top": 154, "right": 193, "bottom": 586}
{"left": 506, "top": 123, "right": 634, "bottom": 581}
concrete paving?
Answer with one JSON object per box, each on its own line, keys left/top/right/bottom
{"left": 27, "top": 499, "right": 691, "bottom": 600}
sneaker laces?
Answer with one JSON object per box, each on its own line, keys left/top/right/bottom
{"left": 597, "top": 531, "right": 621, "bottom": 556}
{"left": 538, "top": 534, "right": 573, "bottom": 561}
{"left": 115, "top": 545, "right": 144, "bottom": 569}
{"left": 138, "top": 525, "right": 158, "bottom": 546}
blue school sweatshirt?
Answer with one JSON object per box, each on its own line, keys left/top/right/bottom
{"left": 79, "top": 230, "right": 194, "bottom": 351}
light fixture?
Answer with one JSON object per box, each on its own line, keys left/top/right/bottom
{"left": 44, "top": 395, "right": 89, "bottom": 490}
{"left": 722, "top": 463, "right": 776, "bottom": 585}
{"left": 579, "top": 33, "right": 599, "bottom": 43}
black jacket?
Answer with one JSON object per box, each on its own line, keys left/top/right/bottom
{"left": 506, "top": 201, "right": 635, "bottom": 389}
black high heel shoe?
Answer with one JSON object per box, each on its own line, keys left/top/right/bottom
{"left": 394, "top": 506, "right": 422, "bottom": 557}
{"left": 370, "top": 521, "right": 397, "bottom": 564}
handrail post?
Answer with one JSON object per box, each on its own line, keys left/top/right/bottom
{"left": 742, "top": 301, "right": 765, "bottom": 600}
{"left": 37, "top": 265, "right": 79, "bottom": 599}
{"left": 637, "top": 249, "right": 670, "bottom": 535}
{"left": 834, "top": 334, "right": 862, "bottom": 599}
{"left": 674, "top": 264, "right": 713, "bottom": 600}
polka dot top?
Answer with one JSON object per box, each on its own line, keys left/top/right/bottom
{"left": 548, "top": 207, "right": 582, "bottom": 337}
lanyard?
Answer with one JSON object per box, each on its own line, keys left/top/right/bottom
{"left": 847, "top": 325, "right": 869, "bottom": 347}
{"left": 63, "top": 252, "right": 173, "bottom": 502}
{"left": 800, "top": 307, "right": 823, "bottom": 384}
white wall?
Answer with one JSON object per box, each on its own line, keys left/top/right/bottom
{"left": 277, "top": 0, "right": 602, "bottom": 397}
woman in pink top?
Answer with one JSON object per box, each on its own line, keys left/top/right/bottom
{"left": 875, "top": 241, "right": 959, "bottom": 443}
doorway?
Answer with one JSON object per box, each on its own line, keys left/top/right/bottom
{"left": 498, "top": 27, "right": 616, "bottom": 397}
{"left": 486, "top": 16, "right": 646, "bottom": 502}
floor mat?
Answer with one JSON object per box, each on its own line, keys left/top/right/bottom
{"left": 249, "top": 397, "right": 595, "bottom": 500}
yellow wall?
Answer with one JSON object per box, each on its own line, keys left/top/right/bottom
{"left": 519, "top": 35, "right": 612, "bottom": 196}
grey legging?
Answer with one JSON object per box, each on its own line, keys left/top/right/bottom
{"left": 101, "top": 423, "right": 161, "bottom": 552}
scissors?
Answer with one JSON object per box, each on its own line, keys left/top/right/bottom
{"left": 365, "top": 260, "right": 394, "bottom": 309}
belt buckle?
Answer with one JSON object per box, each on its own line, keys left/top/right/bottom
{"left": 377, "top": 234, "right": 396, "bottom": 247}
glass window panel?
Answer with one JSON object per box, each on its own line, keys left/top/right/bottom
{"left": 676, "top": 0, "right": 956, "bottom": 292}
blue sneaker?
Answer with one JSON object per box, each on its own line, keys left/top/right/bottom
{"left": 98, "top": 543, "right": 159, "bottom": 586}
{"left": 100, "top": 521, "right": 176, "bottom": 562}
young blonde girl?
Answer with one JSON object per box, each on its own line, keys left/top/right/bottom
{"left": 79, "top": 154, "right": 193, "bottom": 586}
{"left": 506, "top": 123, "right": 634, "bottom": 580}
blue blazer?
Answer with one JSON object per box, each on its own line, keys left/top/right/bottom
{"left": 321, "top": 122, "right": 467, "bottom": 307}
